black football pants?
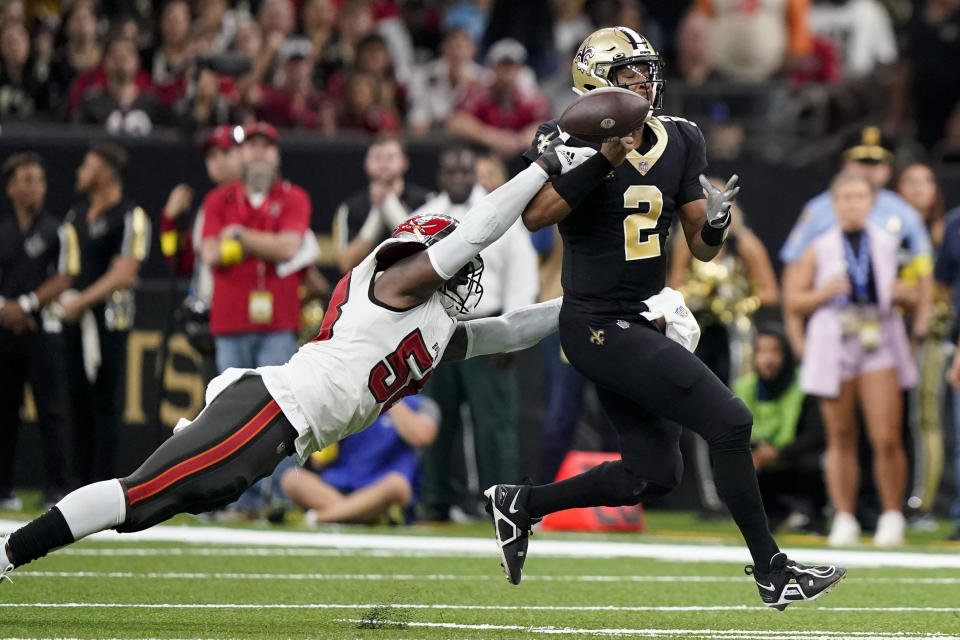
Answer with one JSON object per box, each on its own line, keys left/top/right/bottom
{"left": 545, "top": 306, "right": 779, "bottom": 566}
{"left": 0, "top": 327, "right": 69, "bottom": 496}
{"left": 118, "top": 374, "right": 296, "bottom": 532}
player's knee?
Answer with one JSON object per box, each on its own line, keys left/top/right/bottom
{"left": 613, "top": 459, "right": 682, "bottom": 504}
{"left": 703, "top": 396, "right": 753, "bottom": 452}
{"left": 637, "top": 455, "right": 683, "bottom": 498}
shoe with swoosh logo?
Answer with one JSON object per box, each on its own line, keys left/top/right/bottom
{"left": 483, "top": 484, "right": 539, "bottom": 585}
{"left": 745, "top": 552, "right": 846, "bottom": 611}
{"left": 0, "top": 536, "right": 14, "bottom": 585}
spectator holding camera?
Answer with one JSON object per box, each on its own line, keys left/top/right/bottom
{"left": 784, "top": 172, "right": 919, "bottom": 547}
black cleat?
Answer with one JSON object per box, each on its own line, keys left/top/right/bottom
{"left": 483, "top": 484, "right": 539, "bottom": 585}
{"left": 746, "top": 552, "right": 846, "bottom": 611}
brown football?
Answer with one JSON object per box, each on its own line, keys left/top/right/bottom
{"left": 558, "top": 87, "right": 651, "bottom": 142}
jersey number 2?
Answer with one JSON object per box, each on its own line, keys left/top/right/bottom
{"left": 368, "top": 328, "right": 434, "bottom": 412}
{"left": 622, "top": 185, "right": 664, "bottom": 261}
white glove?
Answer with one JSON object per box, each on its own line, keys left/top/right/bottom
{"left": 700, "top": 174, "right": 739, "bottom": 229}
{"left": 553, "top": 143, "right": 598, "bottom": 175}
{"left": 537, "top": 128, "right": 598, "bottom": 176}
{"left": 639, "top": 287, "right": 701, "bottom": 353}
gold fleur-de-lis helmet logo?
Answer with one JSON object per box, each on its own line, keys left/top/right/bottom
{"left": 575, "top": 45, "right": 595, "bottom": 72}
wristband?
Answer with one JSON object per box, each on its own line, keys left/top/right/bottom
{"left": 550, "top": 151, "right": 614, "bottom": 210}
{"left": 220, "top": 238, "right": 243, "bottom": 266}
{"left": 700, "top": 223, "right": 729, "bottom": 247}
{"left": 18, "top": 292, "right": 39, "bottom": 314}
{"left": 160, "top": 230, "right": 179, "bottom": 257}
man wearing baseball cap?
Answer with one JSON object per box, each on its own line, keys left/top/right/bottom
{"left": 445, "top": 38, "right": 551, "bottom": 157}
{"left": 199, "top": 121, "right": 313, "bottom": 517}
{"left": 780, "top": 126, "right": 934, "bottom": 355}
{"left": 199, "top": 121, "right": 312, "bottom": 372}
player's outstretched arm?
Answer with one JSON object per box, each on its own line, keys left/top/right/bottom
{"left": 443, "top": 297, "right": 562, "bottom": 361}
{"left": 372, "top": 152, "right": 561, "bottom": 310}
{"left": 522, "top": 133, "right": 643, "bottom": 231}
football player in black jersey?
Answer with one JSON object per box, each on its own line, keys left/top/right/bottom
{"left": 484, "top": 27, "right": 845, "bottom": 610}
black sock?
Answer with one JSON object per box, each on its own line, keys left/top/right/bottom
{"left": 710, "top": 447, "right": 779, "bottom": 574}
{"left": 8, "top": 507, "right": 74, "bottom": 568}
{"left": 525, "top": 461, "right": 640, "bottom": 519}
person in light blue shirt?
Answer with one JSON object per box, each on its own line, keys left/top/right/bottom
{"left": 781, "top": 127, "right": 933, "bottom": 356}
{"left": 780, "top": 189, "right": 932, "bottom": 265}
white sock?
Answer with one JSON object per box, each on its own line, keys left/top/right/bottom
{"left": 55, "top": 479, "right": 127, "bottom": 540}
{"left": 0, "top": 537, "right": 10, "bottom": 567}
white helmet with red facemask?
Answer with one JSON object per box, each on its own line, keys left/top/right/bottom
{"left": 375, "top": 215, "right": 484, "bottom": 317}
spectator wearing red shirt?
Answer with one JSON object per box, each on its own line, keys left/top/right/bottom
{"left": 199, "top": 122, "right": 312, "bottom": 373}
{"left": 256, "top": 37, "right": 333, "bottom": 130}
{"left": 446, "top": 38, "right": 550, "bottom": 158}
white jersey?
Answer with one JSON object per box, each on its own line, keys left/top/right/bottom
{"left": 256, "top": 242, "right": 457, "bottom": 462}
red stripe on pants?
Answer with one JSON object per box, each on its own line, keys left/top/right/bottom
{"left": 127, "top": 400, "right": 282, "bottom": 505}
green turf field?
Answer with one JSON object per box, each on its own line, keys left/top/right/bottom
{"left": 3, "top": 509, "right": 960, "bottom": 639}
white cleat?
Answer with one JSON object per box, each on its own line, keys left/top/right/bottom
{"left": 874, "top": 510, "right": 906, "bottom": 547}
{"left": 828, "top": 512, "right": 861, "bottom": 547}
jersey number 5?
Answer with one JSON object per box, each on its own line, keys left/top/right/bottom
{"left": 622, "top": 185, "right": 664, "bottom": 261}
{"left": 368, "top": 328, "right": 434, "bottom": 412}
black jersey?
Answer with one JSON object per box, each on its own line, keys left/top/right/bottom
{"left": 0, "top": 212, "right": 80, "bottom": 302}
{"left": 65, "top": 198, "right": 149, "bottom": 330}
{"left": 522, "top": 115, "right": 707, "bottom": 315}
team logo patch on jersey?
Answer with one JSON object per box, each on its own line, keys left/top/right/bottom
{"left": 24, "top": 234, "right": 46, "bottom": 258}
{"left": 589, "top": 328, "right": 605, "bottom": 345}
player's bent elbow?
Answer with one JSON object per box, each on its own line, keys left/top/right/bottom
{"left": 522, "top": 207, "right": 551, "bottom": 232}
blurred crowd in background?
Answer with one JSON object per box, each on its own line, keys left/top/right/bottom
{"left": 4, "top": 0, "right": 960, "bottom": 548}
{"left": 0, "top": 0, "right": 959, "bottom": 161}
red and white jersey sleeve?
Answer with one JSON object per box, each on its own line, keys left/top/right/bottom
{"left": 257, "top": 243, "right": 457, "bottom": 462}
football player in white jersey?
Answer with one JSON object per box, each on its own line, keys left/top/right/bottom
{"left": 0, "top": 135, "right": 594, "bottom": 581}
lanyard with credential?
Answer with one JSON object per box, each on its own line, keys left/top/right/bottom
{"left": 842, "top": 231, "right": 871, "bottom": 304}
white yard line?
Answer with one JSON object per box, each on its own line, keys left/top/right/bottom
{"left": 13, "top": 570, "right": 960, "bottom": 585}
{"left": 335, "top": 620, "right": 960, "bottom": 640}
{"left": 2, "top": 518, "right": 958, "bottom": 569}
{"left": 4, "top": 602, "right": 960, "bottom": 613}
